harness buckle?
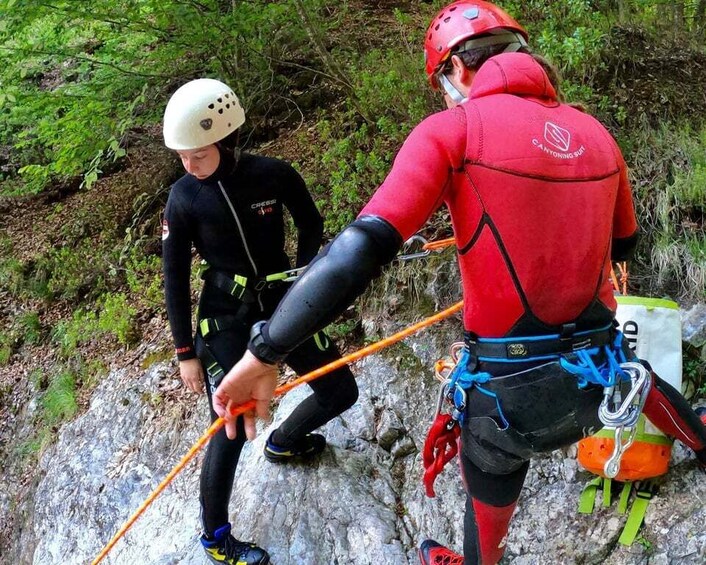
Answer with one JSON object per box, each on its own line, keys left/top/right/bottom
{"left": 199, "top": 318, "right": 219, "bottom": 339}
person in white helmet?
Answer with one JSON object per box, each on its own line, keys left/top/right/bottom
{"left": 161, "top": 78, "right": 358, "bottom": 565}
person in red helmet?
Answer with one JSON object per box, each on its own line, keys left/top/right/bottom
{"left": 211, "top": 2, "right": 706, "bottom": 563}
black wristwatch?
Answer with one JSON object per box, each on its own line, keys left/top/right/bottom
{"left": 248, "top": 320, "right": 287, "bottom": 365}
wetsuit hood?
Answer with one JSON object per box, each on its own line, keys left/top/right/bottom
{"left": 469, "top": 52, "right": 557, "bottom": 101}
{"left": 199, "top": 146, "right": 238, "bottom": 186}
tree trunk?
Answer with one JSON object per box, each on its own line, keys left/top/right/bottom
{"left": 696, "top": 0, "right": 706, "bottom": 30}
{"left": 672, "top": 0, "right": 685, "bottom": 33}
{"left": 292, "top": 0, "right": 371, "bottom": 122}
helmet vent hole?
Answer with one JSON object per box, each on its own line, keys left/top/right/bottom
{"left": 444, "top": 16, "right": 451, "bottom": 23}
{"left": 226, "top": 103, "right": 230, "bottom": 108}
{"left": 434, "top": 24, "right": 440, "bottom": 30}
{"left": 218, "top": 108, "right": 224, "bottom": 114}
{"left": 217, "top": 97, "right": 222, "bottom": 103}
{"left": 225, "top": 93, "right": 229, "bottom": 98}
{"left": 227, "top": 123, "right": 231, "bottom": 128}
{"left": 208, "top": 104, "right": 215, "bottom": 109}
{"left": 449, "top": 6, "right": 456, "bottom": 11}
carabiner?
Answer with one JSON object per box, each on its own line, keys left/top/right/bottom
{"left": 604, "top": 423, "right": 639, "bottom": 478}
{"left": 398, "top": 235, "right": 431, "bottom": 261}
{"left": 434, "top": 380, "right": 453, "bottom": 420}
{"left": 598, "top": 362, "right": 651, "bottom": 429}
{"left": 598, "top": 362, "right": 652, "bottom": 478}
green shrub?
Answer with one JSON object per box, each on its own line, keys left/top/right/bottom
{"left": 41, "top": 370, "right": 77, "bottom": 426}
{"left": 97, "top": 292, "right": 138, "bottom": 346}
{"left": 123, "top": 246, "right": 163, "bottom": 311}
{"left": 18, "top": 311, "right": 42, "bottom": 345}
{"left": 0, "top": 256, "right": 25, "bottom": 297}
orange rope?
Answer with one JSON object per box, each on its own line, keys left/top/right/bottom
{"left": 617, "top": 261, "right": 628, "bottom": 296}
{"left": 610, "top": 267, "right": 621, "bottom": 294}
{"left": 422, "top": 237, "right": 455, "bottom": 251}
{"left": 610, "top": 261, "right": 629, "bottom": 296}
{"left": 92, "top": 301, "right": 464, "bottom": 565}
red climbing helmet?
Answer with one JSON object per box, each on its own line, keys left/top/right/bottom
{"left": 424, "top": 1, "right": 528, "bottom": 88}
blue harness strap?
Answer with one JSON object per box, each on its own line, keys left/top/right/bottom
{"left": 447, "top": 348, "right": 509, "bottom": 428}
{"left": 447, "top": 331, "right": 630, "bottom": 427}
{"left": 560, "top": 331, "right": 629, "bottom": 388}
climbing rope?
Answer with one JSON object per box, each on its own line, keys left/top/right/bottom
{"left": 92, "top": 300, "right": 464, "bottom": 565}
{"left": 610, "top": 261, "right": 628, "bottom": 296}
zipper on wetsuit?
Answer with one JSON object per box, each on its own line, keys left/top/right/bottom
{"left": 217, "top": 181, "right": 265, "bottom": 311}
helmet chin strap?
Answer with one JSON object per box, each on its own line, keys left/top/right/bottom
{"left": 438, "top": 74, "right": 467, "bottom": 104}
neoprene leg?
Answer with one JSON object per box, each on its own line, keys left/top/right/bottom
{"left": 459, "top": 448, "right": 528, "bottom": 564}
{"left": 272, "top": 333, "right": 358, "bottom": 446}
{"left": 196, "top": 328, "right": 250, "bottom": 535}
{"left": 199, "top": 417, "right": 246, "bottom": 535}
{"left": 643, "top": 372, "right": 706, "bottom": 452}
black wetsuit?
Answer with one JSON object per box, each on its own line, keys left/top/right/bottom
{"left": 162, "top": 148, "right": 358, "bottom": 535}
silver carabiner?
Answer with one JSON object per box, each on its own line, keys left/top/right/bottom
{"left": 282, "top": 266, "right": 307, "bottom": 282}
{"left": 434, "top": 379, "right": 452, "bottom": 420}
{"left": 604, "top": 423, "right": 639, "bottom": 478}
{"left": 398, "top": 235, "right": 431, "bottom": 261}
{"left": 598, "top": 362, "right": 651, "bottom": 478}
{"left": 599, "top": 362, "right": 651, "bottom": 428}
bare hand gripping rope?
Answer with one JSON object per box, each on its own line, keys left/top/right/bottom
{"left": 92, "top": 301, "right": 464, "bottom": 565}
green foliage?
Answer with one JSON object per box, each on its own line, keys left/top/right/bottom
{"left": 41, "top": 369, "right": 77, "bottom": 426}
{"left": 32, "top": 243, "right": 112, "bottom": 301}
{"left": 0, "top": 334, "right": 11, "bottom": 365}
{"left": 0, "top": 256, "right": 25, "bottom": 297}
{"left": 14, "top": 428, "right": 51, "bottom": 466}
{"left": 683, "top": 352, "right": 706, "bottom": 399}
{"left": 313, "top": 119, "right": 395, "bottom": 233}
{"left": 18, "top": 311, "right": 42, "bottom": 345}
{"left": 627, "top": 122, "right": 706, "bottom": 300}
{"left": 0, "top": 0, "right": 334, "bottom": 196}
{"left": 122, "top": 244, "right": 163, "bottom": 311}
{"left": 98, "top": 292, "right": 138, "bottom": 345}
{"left": 52, "top": 291, "right": 137, "bottom": 355}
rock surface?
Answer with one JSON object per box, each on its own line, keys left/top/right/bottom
{"left": 22, "top": 312, "right": 706, "bottom": 565}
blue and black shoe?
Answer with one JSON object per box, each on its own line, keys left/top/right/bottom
{"left": 263, "top": 430, "right": 326, "bottom": 463}
{"left": 200, "top": 523, "right": 270, "bottom": 565}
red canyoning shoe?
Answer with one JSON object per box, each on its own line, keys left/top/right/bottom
{"left": 419, "top": 539, "right": 464, "bottom": 565}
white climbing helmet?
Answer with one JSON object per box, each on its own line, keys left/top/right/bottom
{"left": 163, "top": 78, "right": 245, "bottom": 150}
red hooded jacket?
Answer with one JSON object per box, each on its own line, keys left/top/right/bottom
{"left": 361, "top": 52, "right": 637, "bottom": 337}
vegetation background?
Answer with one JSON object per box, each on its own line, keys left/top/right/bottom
{"left": 0, "top": 0, "right": 705, "bottom": 554}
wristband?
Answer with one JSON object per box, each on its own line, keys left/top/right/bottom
{"left": 248, "top": 321, "right": 287, "bottom": 365}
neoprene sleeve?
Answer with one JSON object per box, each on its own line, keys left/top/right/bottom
{"left": 256, "top": 215, "right": 402, "bottom": 356}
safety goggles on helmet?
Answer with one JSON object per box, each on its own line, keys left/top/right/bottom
{"left": 163, "top": 78, "right": 245, "bottom": 150}
{"left": 424, "top": 1, "right": 528, "bottom": 89}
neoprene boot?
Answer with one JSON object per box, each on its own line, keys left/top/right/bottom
{"left": 263, "top": 430, "right": 326, "bottom": 463}
{"left": 200, "top": 523, "right": 269, "bottom": 565}
{"left": 418, "top": 539, "right": 464, "bottom": 565}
